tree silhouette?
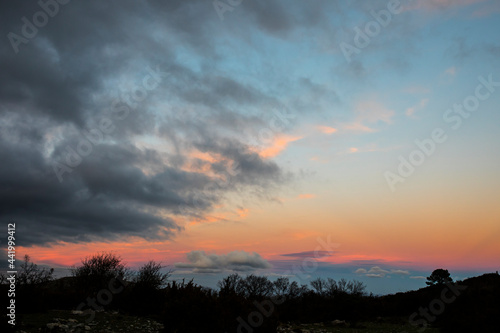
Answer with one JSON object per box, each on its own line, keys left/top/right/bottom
{"left": 310, "top": 277, "right": 325, "bottom": 295}
{"left": 217, "top": 273, "right": 243, "bottom": 296}
{"left": 239, "top": 274, "right": 274, "bottom": 299}
{"left": 18, "top": 254, "right": 54, "bottom": 285}
{"left": 426, "top": 268, "right": 453, "bottom": 286}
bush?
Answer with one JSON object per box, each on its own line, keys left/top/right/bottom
{"left": 125, "top": 261, "right": 171, "bottom": 315}
{"left": 134, "top": 260, "right": 171, "bottom": 290}
{"left": 72, "top": 252, "right": 128, "bottom": 295}
{"left": 162, "top": 279, "right": 219, "bottom": 332}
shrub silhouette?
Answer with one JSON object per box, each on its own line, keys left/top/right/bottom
{"left": 127, "top": 261, "right": 171, "bottom": 315}
{"left": 72, "top": 252, "right": 129, "bottom": 297}
{"left": 162, "top": 279, "right": 219, "bottom": 332}
{"left": 134, "top": 260, "right": 171, "bottom": 290}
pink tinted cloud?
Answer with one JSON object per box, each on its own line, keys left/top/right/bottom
{"left": 317, "top": 125, "right": 338, "bottom": 135}
{"left": 404, "top": 0, "right": 487, "bottom": 12}
{"left": 340, "top": 99, "right": 395, "bottom": 133}
{"left": 471, "top": 1, "right": 500, "bottom": 16}
{"left": 257, "top": 134, "right": 303, "bottom": 158}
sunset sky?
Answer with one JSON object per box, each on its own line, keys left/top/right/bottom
{"left": 1, "top": 0, "right": 499, "bottom": 294}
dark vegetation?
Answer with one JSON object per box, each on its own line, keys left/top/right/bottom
{"left": 426, "top": 268, "right": 453, "bottom": 286}
{"left": 1, "top": 253, "right": 499, "bottom": 333}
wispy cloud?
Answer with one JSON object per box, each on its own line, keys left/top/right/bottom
{"left": 340, "top": 99, "right": 395, "bottom": 133}
{"left": 281, "top": 250, "right": 336, "bottom": 259}
{"left": 341, "top": 123, "right": 377, "bottom": 133}
{"left": 342, "top": 144, "right": 401, "bottom": 155}
{"left": 355, "top": 100, "right": 395, "bottom": 124}
{"left": 471, "top": 1, "right": 500, "bottom": 17}
{"left": 403, "top": 86, "right": 431, "bottom": 94}
{"left": 445, "top": 66, "right": 457, "bottom": 76}
{"left": 406, "top": 98, "right": 429, "bottom": 117}
{"left": 236, "top": 208, "right": 250, "bottom": 218}
{"left": 257, "top": 134, "right": 303, "bottom": 158}
{"left": 403, "top": 0, "right": 488, "bottom": 13}
{"left": 297, "top": 193, "right": 316, "bottom": 199}
{"left": 355, "top": 266, "right": 410, "bottom": 278}
{"left": 317, "top": 125, "right": 338, "bottom": 135}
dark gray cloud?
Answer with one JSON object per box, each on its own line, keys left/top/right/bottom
{"left": 1, "top": 0, "right": 314, "bottom": 247}
{"left": 0, "top": 107, "right": 287, "bottom": 246}
{"left": 0, "top": 124, "right": 181, "bottom": 245}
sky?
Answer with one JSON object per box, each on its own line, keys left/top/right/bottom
{"left": 1, "top": 0, "right": 499, "bottom": 295}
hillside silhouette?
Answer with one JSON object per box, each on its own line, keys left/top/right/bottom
{"left": 1, "top": 253, "right": 499, "bottom": 332}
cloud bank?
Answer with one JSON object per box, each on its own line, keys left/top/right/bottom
{"left": 175, "top": 251, "right": 272, "bottom": 273}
